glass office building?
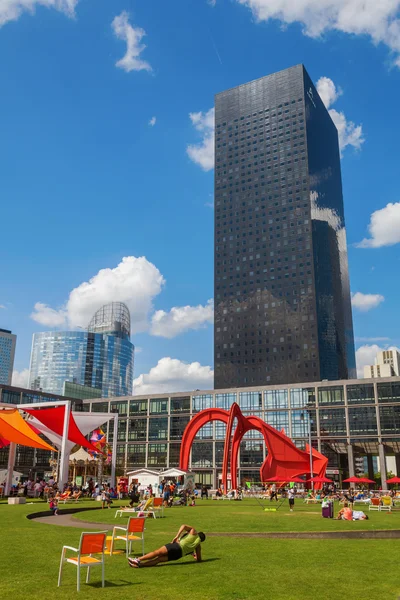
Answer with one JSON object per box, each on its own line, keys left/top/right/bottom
{"left": 0, "top": 328, "right": 16, "bottom": 385}
{"left": 83, "top": 376, "right": 400, "bottom": 488}
{"left": 214, "top": 65, "right": 356, "bottom": 389}
{"left": 29, "top": 303, "right": 134, "bottom": 398}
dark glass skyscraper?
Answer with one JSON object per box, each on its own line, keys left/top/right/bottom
{"left": 214, "top": 65, "right": 356, "bottom": 389}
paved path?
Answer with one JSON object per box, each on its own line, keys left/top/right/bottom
{"left": 32, "top": 512, "right": 400, "bottom": 539}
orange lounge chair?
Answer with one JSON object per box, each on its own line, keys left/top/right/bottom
{"left": 58, "top": 531, "right": 107, "bottom": 592}
{"left": 369, "top": 497, "right": 381, "bottom": 511}
{"left": 111, "top": 517, "right": 145, "bottom": 556}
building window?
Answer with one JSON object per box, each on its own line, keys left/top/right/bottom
{"left": 169, "top": 444, "right": 181, "bottom": 467}
{"left": 148, "top": 418, "right": 168, "bottom": 440}
{"left": 265, "top": 410, "right": 289, "bottom": 432}
{"left": 110, "top": 401, "right": 128, "bottom": 416}
{"left": 348, "top": 407, "right": 378, "bottom": 435}
{"left": 127, "top": 418, "right": 147, "bottom": 441}
{"left": 149, "top": 398, "right": 169, "bottom": 414}
{"left": 318, "top": 408, "right": 347, "bottom": 436}
{"left": 347, "top": 384, "right": 375, "bottom": 404}
{"left": 377, "top": 383, "right": 400, "bottom": 403}
{"left": 171, "top": 396, "right": 190, "bottom": 413}
{"left": 193, "top": 395, "right": 213, "bottom": 412}
{"left": 265, "top": 389, "right": 288, "bottom": 409}
{"left": 90, "top": 402, "right": 109, "bottom": 413}
{"left": 291, "top": 410, "right": 317, "bottom": 438}
{"left": 191, "top": 443, "right": 213, "bottom": 468}
{"left": 129, "top": 399, "right": 148, "bottom": 415}
{"left": 117, "top": 419, "right": 127, "bottom": 442}
{"left": 126, "top": 444, "right": 146, "bottom": 467}
{"left": 215, "top": 393, "right": 237, "bottom": 409}
{"left": 170, "top": 416, "right": 190, "bottom": 440}
{"left": 148, "top": 444, "right": 167, "bottom": 466}
{"left": 318, "top": 386, "right": 344, "bottom": 406}
{"left": 239, "top": 391, "right": 263, "bottom": 410}
{"left": 290, "top": 388, "right": 315, "bottom": 409}
{"left": 379, "top": 405, "right": 400, "bottom": 434}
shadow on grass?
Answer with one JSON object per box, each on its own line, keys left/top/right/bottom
{"left": 88, "top": 579, "right": 138, "bottom": 588}
{"left": 159, "top": 558, "right": 221, "bottom": 567}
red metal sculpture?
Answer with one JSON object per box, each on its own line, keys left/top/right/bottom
{"left": 179, "top": 403, "right": 328, "bottom": 490}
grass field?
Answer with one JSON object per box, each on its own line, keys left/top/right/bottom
{"left": 1, "top": 498, "right": 400, "bottom": 599}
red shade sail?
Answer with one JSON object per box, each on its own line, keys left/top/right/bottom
{"left": 307, "top": 476, "right": 333, "bottom": 483}
{"left": 343, "top": 476, "right": 374, "bottom": 484}
{"left": 24, "top": 406, "right": 100, "bottom": 453}
{"left": 386, "top": 477, "right": 400, "bottom": 484}
{"left": 357, "top": 477, "right": 375, "bottom": 484}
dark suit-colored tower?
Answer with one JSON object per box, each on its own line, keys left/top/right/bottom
{"left": 214, "top": 65, "right": 356, "bottom": 389}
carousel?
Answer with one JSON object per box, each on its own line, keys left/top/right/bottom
{"left": 68, "top": 447, "right": 98, "bottom": 486}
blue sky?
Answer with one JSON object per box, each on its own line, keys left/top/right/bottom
{"left": 1, "top": 0, "right": 400, "bottom": 392}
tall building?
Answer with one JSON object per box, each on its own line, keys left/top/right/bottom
{"left": 29, "top": 302, "right": 134, "bottom": 397}
{"left": 0, "top": 328, "right": 16, "bottom": 385}
{"left": 214, "top": 64, "right": 356, "bottom": 389}
{"left": 364, "top": 349, "right": 400, "bottom": 379}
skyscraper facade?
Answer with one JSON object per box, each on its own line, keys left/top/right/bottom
{"left": 29, "top": 302, "right": 134, "bottom": 397}
{"left": 0, "top": 328, "right": 16, "bottom": 385}
{"left": 214, "top": 65, "right": 356, "bottom": 389}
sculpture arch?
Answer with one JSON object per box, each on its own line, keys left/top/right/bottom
{"left": 179, "top": 403, "right": 328, "bottom": 489}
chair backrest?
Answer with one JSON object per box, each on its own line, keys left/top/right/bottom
{"left": 80, "top": 531, "right": 107, "bottom": 555}
{"left": 153, "top": 498, "right": 163, "bottom": 507}
{"left": 128, "top": 517, "right": 145, "bottom": 533}
{"left": 382, "top": 496, "right": 392, "bottom": 506}
{"left": 371, "top": 498, "right": 380, "bottom": 506}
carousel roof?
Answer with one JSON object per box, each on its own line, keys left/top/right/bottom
{"left": 69, "top": 447, "right": 96, "bottom": 462}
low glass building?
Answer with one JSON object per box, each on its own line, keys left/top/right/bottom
{"left": 84, "top": 376, "right": 400, "bottom": 488}
{"left": 29, "top": 303, "right": 134, "bottom": 398}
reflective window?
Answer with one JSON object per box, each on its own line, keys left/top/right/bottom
{"left": 170, "top": 416, "right": 190, "bottom": 440}
{"left": 148, "top": 417, "right": 168, "bottom": 440}
{"left": 171, "top": 396, "right": 190, "bottom": 413}
{"left": 240, "top": 439, "right": 264, "bottom": 466}
{"left": 90, "top": 401, "right": 109, "bottom": 413}
{"left": 377, "top": 383, "right": 400, "bottom": 403}
{"left": 348, "top": 407, "right": 378, "bottom": 435}
{"left": 116, "top": 444, "right": 125, "bottom": 467}
{"left": 111, "top": 401, "right": 128, "bottom": 417}
{"left": 265, "top": 410, "right": 289, "bottom": 432}
{"left": 379, "top": 406, "right": 400, "bottom": 434}
{"left": 129, "top": 399, "right": 148, "bottom": 415}
{"left": 239, "top": 391, "right": 263, "bottom": 410}
{"left": 292, "top": 410, "right": 317, "bottom": 438}
{"left": 127, "top": 418, "right": 147, "bottom": 441}
{"left": 215, "top": 393, "right": 236, "bottom": 409}
{"left": 318, "top": 386, "right": 344, "bottom": 406}
{"left": 195, "top": 422, "right": 213, "bottom": 439}
{"left": 290, "top": 388, "right": 315, "bottom": 408}
{"left": 1, "top": 389, "right": 21, "bottom": 404}
{"left": 149, "top": 398, "right": 169, "bottom": 414}
{"left": 265, "top": 389, "right": 288, "bottom": 409}
{"left": 319, "top": 408, "right": 347, "bottom": 436}
{"left": 215, "top": 422, "right": 227, "bottom": 439}
{"left": 126, "top": 444, "right": 146, "bottom": 467}
{"left": 191, "top": 443, "right": 213, "bottom": 468}
{"left": 117, "top": 419, "right": 127, "bottom": 441}
{"left": 215, "top": 442, "right": 225, "bottom": 467}
{"left": 347, "top": 384, "right": 375, "bottom": 405}
{"left": 148, "top": 444, "right": 167, "bottom": 466}
{"left": 169, "top": 444, "right": 181, "bottom": 467}
{"left": 193, "top": 395, "right": 213, "bottom": 412}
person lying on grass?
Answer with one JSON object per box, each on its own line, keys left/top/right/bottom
{"left": 128, "top": 524, "right": 206, "bottom": 568}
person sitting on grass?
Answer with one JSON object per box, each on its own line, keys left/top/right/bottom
{"left": 128, "top": 524, "right": 206, "bottom": 568}
{"left": 336, "top": 502, "right": 353, "bottom": 520}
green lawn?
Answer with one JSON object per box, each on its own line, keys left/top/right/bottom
{"left": 1, "top": 498, "right": 400, "bottom": 599}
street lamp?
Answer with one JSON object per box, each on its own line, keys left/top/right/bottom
{"left": 300, "top": 409, "right": 314, "bottom": 489}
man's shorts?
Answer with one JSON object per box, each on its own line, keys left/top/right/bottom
{"left": 165, "top": 543, "right": 183, "bottom": 561}
{"left": 289, "top": 498, "right": 294, "bottom": 506}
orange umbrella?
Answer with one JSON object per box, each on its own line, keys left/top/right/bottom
{"left": 0, "top": 408, "right": 56, "bottom": 451}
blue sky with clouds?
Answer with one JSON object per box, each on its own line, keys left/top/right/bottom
{"left": 1, "top": 0, "right": 400, "bottom": 392}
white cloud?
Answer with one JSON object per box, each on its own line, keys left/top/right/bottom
{"left": 31, "top": 302, "right": 68, "bottom": 327}
{"left": 150, "top": 299, "right": 214, "bottom": 338}
{"left": 356, "top": 202, "right": 400, "bottom": 248}
{"left": 187, "top": 108, "right": 215, "bottom": 171}
{"left": 31, "top": 256, "right": 165, "bottom": 334}
{"left": 0, "top": 0, "right": 78, "bottom": 27}
{"left": 11, "top": 368, "right": 30, "bottom": 388}
{"left": 351, "top": 292, "right": 385, "bottom": 312}
{"left": 236, "top": 0, "right": 400, "bottom": 67}
{"left": 149, "top": 116, "right": 156, "bottom": 126}
{"left": 0, "top": 304, "right": 6, "bottom": 309}
{"left": 316, "top": 77, "right": 364, "bottom": 154}
{"left": 132, "top": 357, "right": 213, "bottom": 395}
{"left": 316, "top": 76, "right": 342, "bottom": 109}
{"left": 112, "top": 11, "right": 152, "bottom": 74}
{"left": 356, "top": 344, "right": 400, "bottom": 377}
